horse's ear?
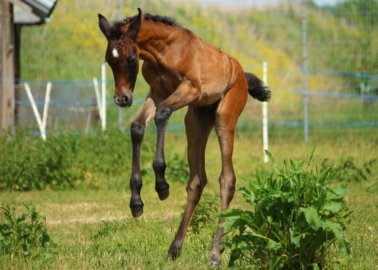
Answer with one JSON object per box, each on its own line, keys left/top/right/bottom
{"left": 98, "top": 14, "right": 111, "bottom": 39}
{"left": 128, "top": 8, "right": 143, "bottom": 40}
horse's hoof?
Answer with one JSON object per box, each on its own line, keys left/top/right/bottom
{"left": 167, "top": 245, "right": 181, "bottom": 260}
{"left": 130, "top": 205, "right": 143, "bottom": 218}
{"left": 157, "top": 187, "right": 169, "bottom": 201}
{"left": 130, "top": 200, "right": 144, "bottom": 218}
{"left": 210, "top": 253, "right": 221, "bottom": 268}
{"left": 156, "top": 182, "right": 170, "bottom": 201}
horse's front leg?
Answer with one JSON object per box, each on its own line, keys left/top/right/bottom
{"left": 152, "top": 106, "right": 171, "bottom": 200}
{"left": 129, "top": 96, "right": 156, "bottom": 218}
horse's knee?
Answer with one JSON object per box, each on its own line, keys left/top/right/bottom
{"left": 129, "top": 174, "right": 144, "bottom": 217}
{"left": 153, "top": 158, "right": 166, "bottom": 175}
{"left": 153, "top": 157, "right": 169, "bottom": 200}
{"left": 187, "top": 175, "right": 207, "bottom": 195}
{"left": 154, "top": 107, "right": 172, "bottom": 125}
{"left": 219, "top": 172, "right": 236, "bottom": 201}
{"left": 130, "top": 173, "right": 142, "bottom": 193}
{"left": 130, "top": 121, "right": 145, "bottom": 144}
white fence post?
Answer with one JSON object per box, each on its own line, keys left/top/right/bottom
{"left": 101, "top": 63, "right": 107, "bottom": 131}
{"left": 42, "top": 82, "right": 51, "bottom": 133}
{"left": 93, "top": 77, "right": 102, "bottom": 114}
{"left": 24, "top": 82, "right": 51, "bottom": 141}
{"left": 262, "top": 61, "right": 269, "bottom": 163}
{"left": 92, "top": 63, "right": 107, "bottom": 131}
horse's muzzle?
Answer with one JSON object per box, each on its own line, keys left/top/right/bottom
{"left": 114, "top": 95, "right": 133, "bottom": 107}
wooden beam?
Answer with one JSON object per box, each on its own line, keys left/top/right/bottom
{"left": 0, "top": 1, "right": 15, "bottom": 132}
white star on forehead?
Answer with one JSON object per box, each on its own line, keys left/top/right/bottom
{"left": 112, "top": 48, "right": 119, "bottom": 58}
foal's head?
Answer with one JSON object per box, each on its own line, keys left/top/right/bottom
{"left": 98, "top": 9, "right": 143, "bottom": 107}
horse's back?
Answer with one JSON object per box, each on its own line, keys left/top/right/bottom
{"left": 192, "top": 38, "right": 247, "bottom": 106}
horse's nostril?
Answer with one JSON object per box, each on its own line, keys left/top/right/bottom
{"left": 121, "top": 95, "right": 128, "bottom": 104}
{"left": 114, "top": 95, "right": 132, "bottom": 107}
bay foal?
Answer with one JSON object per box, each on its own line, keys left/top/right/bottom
{"left": 98, "top": 8, "right": 270, "bottom": 266}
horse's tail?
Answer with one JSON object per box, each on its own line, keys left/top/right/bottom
{"left": 244, "top": 72, "right": 271, "bottom": 102}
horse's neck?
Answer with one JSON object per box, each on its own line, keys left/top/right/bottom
{"left": 137, "top": 22, "right": 183, "bottom": 64}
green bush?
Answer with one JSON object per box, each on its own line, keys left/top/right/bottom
{"left": 190, "top": 193, "right": 218, "bottom": 234}
{"left": 0, "top": 133, "right": 82, "bottom": 191}
{"left": 220, "top": 153, "right": 351, "bottom": 269}
{"left": 166, "top": 153, "right": 189, "bottom": 183}
{"left": 140, "top": 153, "right": 189, "bottom": 183}
{"left": 74, "top": 130, "right": 133, "bottom": 177}
{"left": 320, "top": 157, "right": 376, "bottom": 183}
{"left": 0, "top": 203, "right": 52, "bottom": 258}
{"left": 0, "top": 130, "right": 144, "bottom": 191}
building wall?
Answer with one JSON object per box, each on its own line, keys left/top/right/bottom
{"left": 0, "top": 1, "right": 15, "bottom": 132}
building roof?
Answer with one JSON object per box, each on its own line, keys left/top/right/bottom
{"left": 13, "top": 0, "right": 58, "bottom": 25}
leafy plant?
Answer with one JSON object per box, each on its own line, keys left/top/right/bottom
{"left": 220, "top": 153, "right": 351, "bottom": 269}
{"left": 71, "top": 129, "right": 128, "bottom": 176}
{"left": 166, "top": 153, "right": 189, "bottom": 183}
{"left": 321, "top": 157, "right": 376, "bottom": 183}
{"left": 0, "top": 133, "right": 82, "bottom": 191}
{"left": 0, "top": 203, "right": 52, "bottom": 258}
{"left": 190, "top": 194, "right": 218, "bottom": 234}
{"left": 93, "top": 221, "right": 124, "bottom": 239}
{"left": 0, "top": 130, "right": 144, "bottom": 191}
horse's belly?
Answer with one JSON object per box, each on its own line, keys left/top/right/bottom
{"left": 192, "top": 82, "right": 228, "bottom": 106}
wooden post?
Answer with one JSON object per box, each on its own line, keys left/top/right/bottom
{"left": 0, "top": 1, "right": 15, "bottom": 133}
{"left": 14, "top": 24, "right": 22, "bottom": 129}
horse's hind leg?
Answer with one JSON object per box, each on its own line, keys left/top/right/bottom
{"left": 211, "top": 83, "right": 247, "bottom": 266}
{"left": 168, "top": 105, "right": 215, "bottom": 259}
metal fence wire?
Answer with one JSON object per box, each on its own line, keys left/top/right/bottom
{"left": 12, "top": 1, "right": 378, "bottom": 138}
{"left": 16, "top": 80, "right": 101, "bottom": 132}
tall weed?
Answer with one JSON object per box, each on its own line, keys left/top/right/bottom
{"left": 166, "top": 153, "right": 189, "bottom": 183}
{"left": 0, "top": 133, "right": 82, "bottom": 191}
{"left": 0, "top": 130, "right": 149, "bottom": 191}
{"left": 190, "top": 193, "right": 218, "bottom": 234}
{"left": 221, "top": 153, "right": 351, "bottom": 269}
{"left": 0, "top": 203, "right": 52, "bottom": 259}
{"left": 321, "top": 157, "right": 376, "bottom": 183}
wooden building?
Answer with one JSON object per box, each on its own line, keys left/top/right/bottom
{"left": 0, "top": 0, "right": 57, "bottom": 132}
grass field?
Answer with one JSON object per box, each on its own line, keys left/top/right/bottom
{"left": 0, "top": 133, "right": 377, "bottom": 269}
{"left": 4, "top": 0, "right": 377, "bottom": 268}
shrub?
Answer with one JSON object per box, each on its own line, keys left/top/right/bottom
{"left": 166, "top": 153, "right": 189, "bottom": 183}
{"left": 0, "top": 133, "right": 82, "bottom": 191}
{"left": 0, "top": 203, "right": 52, "bottom": 258}
{"left": 0, "top": 130, "right": 138, "bottom": 191}
{"left": 220, "top": 153, "right": 351, "bottom": 269}
{"left": 320, "top": 157, "right": 376, "bottom": 183}
{"left": 190, "top": 193, "right": 218, "bottom": 234}
{"left": 75, "top": 129, "right": 134, "bottom": 176}
{"left": 140, "top": 153, "right": 190, "bottom": 183}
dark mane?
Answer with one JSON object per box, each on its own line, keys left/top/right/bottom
{"left": 124, "top": 13, "right": 179, "bottom": 27}
{"left": 110, "top": 13, "right": 179, "bottom": 39}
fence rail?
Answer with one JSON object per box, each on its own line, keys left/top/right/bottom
{"left": 11, "top": 80, "right": 377, "bottom": 137}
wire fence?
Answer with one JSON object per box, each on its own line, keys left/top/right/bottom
{"left": 298, "top": 0, "right": 378, "bottom": 140}
{"left": 7, "top": 1, "right": 378, "bottom": 139}
{"left": 12, "top": 73, "right": 377, "bottom": 139}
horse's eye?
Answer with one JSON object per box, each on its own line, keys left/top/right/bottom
{"left": 128, "top": 57, "right": 136, "bottom": 66}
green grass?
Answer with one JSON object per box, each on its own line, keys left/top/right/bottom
{"left": 0, "top": 133, "right": 377, "bottom": 269}
{"left": 6, "top": 0, "right": 377, "bottom": 267}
